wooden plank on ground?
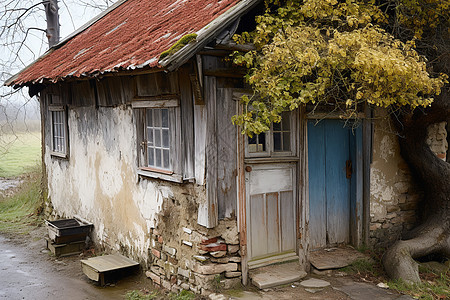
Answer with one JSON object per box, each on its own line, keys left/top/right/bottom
{"left": 80, "top": 254, "right": 139, "bottom": 273}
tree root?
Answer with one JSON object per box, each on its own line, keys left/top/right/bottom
{"left": 383, "top": 224, "right": 450, "bottom": 284}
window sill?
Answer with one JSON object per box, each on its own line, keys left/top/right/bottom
{"left": 50, "top": 151, "right": 68, "bottom": 159}
{"left": 138, "top": 169, "right": 183, "bottom": 183}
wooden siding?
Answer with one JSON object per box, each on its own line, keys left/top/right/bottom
{"left": 96, "top": 76, "right": 134, "bottom": 106}
{"left": 179, "top": 67, "right": 195, "bottom": 180}
{"left": 216, "top": 86, "right": 237, "bottom": 219}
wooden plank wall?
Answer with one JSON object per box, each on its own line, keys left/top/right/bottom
{"left": 216, "top": 80, "right": 238, "bottom": 219}
{"left": 178, "top": 67, "right": 195, "bottom": 180}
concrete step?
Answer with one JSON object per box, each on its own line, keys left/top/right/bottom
{"left": 249, "top": 261, "right": 307, "bottom": 289}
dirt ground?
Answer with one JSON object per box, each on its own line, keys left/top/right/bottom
{"left": 0, "top": 226, "right": 150, "bottom": 300}
{"left": 0, "top": 225, "right": 411, "bottom": 300}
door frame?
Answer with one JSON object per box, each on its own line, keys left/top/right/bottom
{"left": 305, "top": 112, "right": 370, "bottom": 251}
{"left": 234, "top": 90, "right": 304, "bottom": 284}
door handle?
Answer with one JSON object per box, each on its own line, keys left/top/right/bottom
{"left": 346, "top": 160, "right": 352, "bottom": 179}
{"left": 245, "top": 166, "right": 252, "bottom": 172}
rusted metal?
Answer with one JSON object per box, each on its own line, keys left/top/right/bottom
{"left": 7, "top": 0, "right": 242, "bottom": 88}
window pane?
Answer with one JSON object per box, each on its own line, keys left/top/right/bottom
{"left": 163, "top": 149, "right": 170, "bottom": 169}
{"left": 161, "top": 109, "right": 169, "bottom": 128}
{"left": 273, "top": 132, "right": 281, "bottom": 151}
{"left": 148, "top": 147, "right": 155, "bottom": 166}
{"left": 281, "top": 112, "right": 290, "bottom": 130}
{"left": 162, "top": 129, "right": 169, "bottom": 148}
{"left": 154, "top": 129, "right": 161, "bottom": 147}
{"left": 283, "top": 132, "right": 291, "bottom": 151}
{"left": 248, "top": 132, "right": 266, "bottom": 153}
{"left": 258, "top": 133, "right": 266, "bottom": 152}
{"left": 154, "top": 109, "right": 161, "bottom": 127}
{"left": 147, "top": 128, "right": 154, "bottom": 146}
{"left": 146, "top": 109, "right": 153, "bottom": 127}
{"left": 155, "top": 148, "right": 162, "bottom": 167}
{"left": 273, "top": 121, "right": 281, "bottom": 131}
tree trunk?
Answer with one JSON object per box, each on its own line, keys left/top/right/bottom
{"left": 383, "top": 89, "right": 450, "bottom": 283}
{"left": 44, "top": 0, "right": 60, "bottom": 47}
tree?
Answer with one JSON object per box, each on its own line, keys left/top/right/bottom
{"left": 0, "top": 1, "right": 112, "bottom": 146}
{"left": 233, "top": 0, "right": 449, "bottom": 283}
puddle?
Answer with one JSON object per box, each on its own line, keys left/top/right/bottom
{"left": 0, "top": 179, "right": 22, "bottom": 190}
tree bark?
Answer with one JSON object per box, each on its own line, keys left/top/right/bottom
{"left": 383, "top": 89, "right": 450, "bottom": 283}
{"left": 44, "top": 0, "right": 60, "bottom": 47}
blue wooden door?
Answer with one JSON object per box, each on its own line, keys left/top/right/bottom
{"left": 308, "top": 120, "right": 360, "bottom": 249}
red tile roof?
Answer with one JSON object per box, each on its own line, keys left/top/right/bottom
{"left": 8, "top": 0, "right": 243, "bottom": 87}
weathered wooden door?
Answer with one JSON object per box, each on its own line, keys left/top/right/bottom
{"left": 308, "top": 119, "right": 360, "bottom": 249}
{"left": 246, "top": 163, "right": 297, "bottom": 262}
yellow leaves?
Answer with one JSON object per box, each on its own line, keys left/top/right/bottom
{"left": 232, "top": 0, "right": 447, "bottom": 136}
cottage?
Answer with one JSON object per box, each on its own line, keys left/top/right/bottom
{"left": 5, "top": 0, "right": 448, "bottom": 292}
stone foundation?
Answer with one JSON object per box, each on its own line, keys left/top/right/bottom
{"left": 145, "top": 220, "right": 241, "bottom": 294}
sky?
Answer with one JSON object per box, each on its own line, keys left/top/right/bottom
{"left": 0, "top": 0, "right": 113, "bottom": 125}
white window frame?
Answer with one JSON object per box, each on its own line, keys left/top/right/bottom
{"left": 133, "top": 99, "right": 183, "bottom": 183}
{"left": 245, "top": 110, "right": 297, "bottom": 158}
{"left": 49, "top": 104, "right": 69, "bottom": 158}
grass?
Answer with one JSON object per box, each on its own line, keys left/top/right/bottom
{"left": 388, "top": 272, "right": 450, "bottom": 300}
{"left": 126, "top": 289, "right": 196, "bottom": 300}
{"left": 125, "top": 290, "right": 159, "bottom": 300}
{"left": 0, "top": 168, "right": 43, "bottom": 234}
{"left": 339, "top": 258, "right": 380, "bottom": 277}
{"left": 0, "top": 132, "right": 41, "bottom": 178}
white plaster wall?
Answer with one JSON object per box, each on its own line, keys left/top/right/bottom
{"left": 45, "top": 105, "right": 171, "bottom": 261}
{"left": 369, "top": 109, "right": 421, "bottom": 246}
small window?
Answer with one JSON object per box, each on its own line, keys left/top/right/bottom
{"left": 146, "top": 108, "right": 171, "bottom": 170}
{"left": 133, "top": 97, "right": 182, "bottom": 182}
{"left": 49, "top": 105, "right": 68, "bottom": 158}
{"left": 245, "top": 111, "right": 296, "bottom": 157}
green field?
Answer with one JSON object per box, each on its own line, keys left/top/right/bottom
{"left": 0, "top": 132, "right": 41, "bottom": 178}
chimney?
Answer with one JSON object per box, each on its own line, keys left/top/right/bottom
{"left": 44, "top": 0, "right": 60, "bottom": 48}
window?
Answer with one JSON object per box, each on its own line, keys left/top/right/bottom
{"left": 49, "top": 105, "right": 68, "bottom": 158}
{"left": 246, "top": 111, "right": 296, "bottom": 157}
{"left": 133, "top": 98, "right": 182, "bottom": 182}
{"left": 146, "top": 108, "right": 171, "bottom": 170}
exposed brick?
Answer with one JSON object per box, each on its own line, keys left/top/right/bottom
{"left": 170, "top": 275, "right": 177, "bottom": 285}
{"left": 201, "top": 237, "right": 218, "bottom": 245}
{"left": 168, "top": 255, "right": 178, "bottom": 265}
{"left": 145, "top": 271, "right": 161, "bottom": 285}
{"left": 199, "top": 243, "right": 227, "bottom": 252}
{"left": 151, "top": 248, "right": 161, "bottom": 259}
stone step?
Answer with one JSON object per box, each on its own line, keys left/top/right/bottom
{"left": 248, "top": 252, "right": 298, "bottom": 270}
{"left": 249, "top": 261, "right": 307, "bottom": 289}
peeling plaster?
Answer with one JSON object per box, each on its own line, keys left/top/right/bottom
{"left": 45, "top": 106, "right": 172, "bottom": 259}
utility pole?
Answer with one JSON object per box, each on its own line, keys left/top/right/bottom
{"left": 44, "top": 0, "right": 60, "bottom": 47}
